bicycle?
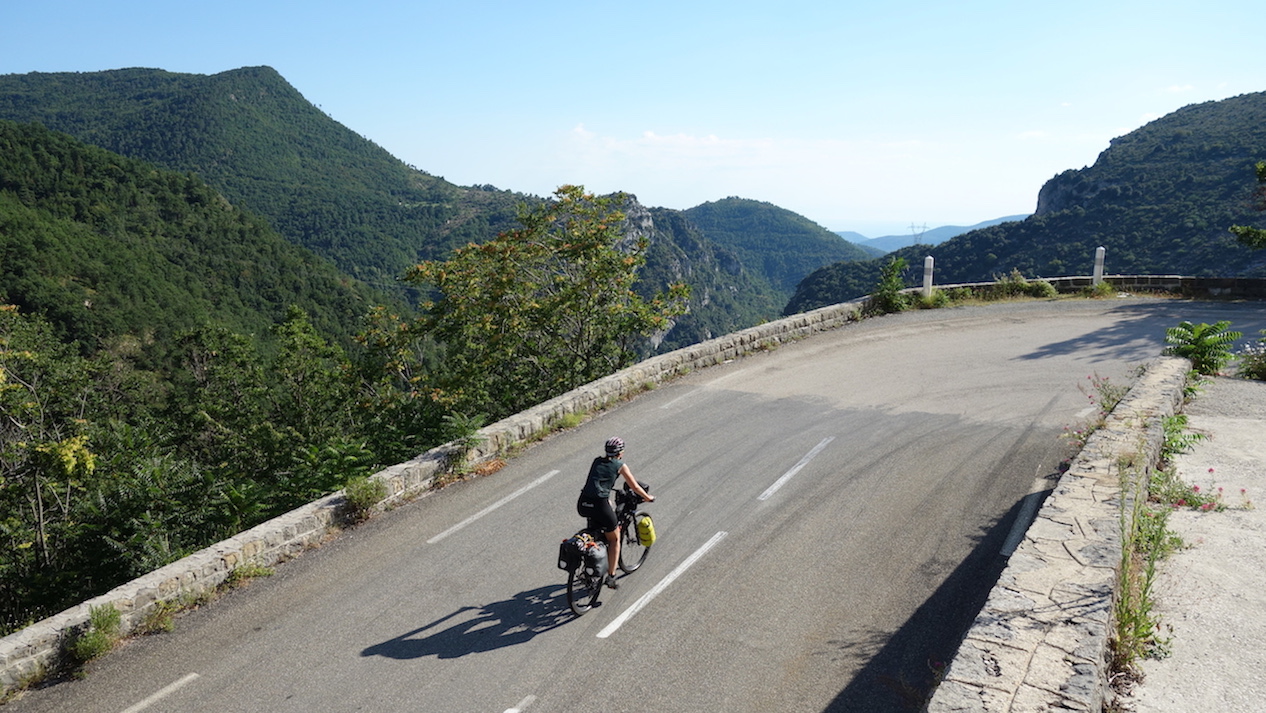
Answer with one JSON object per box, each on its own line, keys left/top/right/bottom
{"left": 560, "top": 483, "right": 654, "bottom": 616}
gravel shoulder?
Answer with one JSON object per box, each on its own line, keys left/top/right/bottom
{"left": 1124, "top": 376, "right": 1266, "bottom": 712}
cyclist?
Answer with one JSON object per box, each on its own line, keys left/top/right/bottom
{"left": 576, "top": 437, "right": 654, "bottom": 589}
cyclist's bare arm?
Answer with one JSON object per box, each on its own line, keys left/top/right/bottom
{"left": 619, "top": 465, "right": 654, "bottom": 502}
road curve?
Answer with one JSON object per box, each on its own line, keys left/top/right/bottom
{"left": 12, "top": 298, "right": 1266, "bottom": 713}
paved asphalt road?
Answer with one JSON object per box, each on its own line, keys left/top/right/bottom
{"left": 12, "top": 298, "right": 1266, "bottom": 713}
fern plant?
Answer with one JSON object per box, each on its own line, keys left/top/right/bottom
{"left": 1163, "top": 320, "right": 1241, "bottom": 375}
{"left": 441, "top": 412, "right": 488, "bottom": 477}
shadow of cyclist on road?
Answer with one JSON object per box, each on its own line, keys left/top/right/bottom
{"left": 360, "top": 584, "right": 572, "bottom": 660}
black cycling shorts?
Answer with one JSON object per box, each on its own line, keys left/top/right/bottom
{"left": 576, "top": 494, "right": 617, "bottom": 532}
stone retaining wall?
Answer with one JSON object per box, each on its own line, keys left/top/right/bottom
{"left": 1049, "top": 275, "right": 1266, "bottom": 299}
{"left": 0, "top": 298, "right": 866, "bottom": 694}
{"left": 925, "top": 356, "right": 1191, "bottom": 712}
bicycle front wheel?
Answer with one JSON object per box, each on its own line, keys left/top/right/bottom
{"left": 567, "top": 569, "right": 603, "bottom": 616}
{"left": 618, "top": 513, "right": 651, "bottom": 573}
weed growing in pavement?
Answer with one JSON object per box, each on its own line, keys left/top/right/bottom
{"left": 1111, "top": 464, "right": 1178, "bottom": 680}
{"left": 0, "top": 663, "right": 46, "bottom": 704}
{"left": 223, "top": 563, "right": 275, "bottom": 589}
{"left": 344, "top": 475, "right": 388, "bottom": 522}
{"left": 1082, "top": 372, "right": 1130, "bottom": 416}
{"left": 914, "top": 289, "right": 952, "bottom": 309}
{"left": 1149, "top": 468, "right": 1228, "bottom": 512}
{"left": 1181, "top": 370, "right": 1209, "bottom": 402}
{"left": 136, "top": 599, "right": 182, "bottom": 635}
{"left": 1080, "top": 281, "right": 1120, "bottom": 299}
{"left": 440, "top": 411, "right": 488, "bottom": 480}
{"left": 1153, "top": 414, "right": 1256, "bottom": 511}
{"left": 555, "top": 412, "right": 585, "bottom": 430}
{"left": 65, "top": 604, "right": 122, "bottom": 667}
{"left": 1110, "top": 389, "right": 1255, "bottom": 695}
{"left": 1061, "top": 372, "right": 1133, "bottom": 468}
{"left": 1160, "top": 414, "right": 1206, "bottom": 463}
{"left": 988, "top": 269, "right": 1059, "bottom": 299}
{"left": 1237, "top": 329, "right": 1266, "bottom": 381}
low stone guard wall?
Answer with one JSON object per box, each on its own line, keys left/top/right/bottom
{"left": 0, "top": 298, "right": 866, "bottom": 693}
{"left": 925, "top": 356, "right": 1190, "bottom": 712}
{"left": 1050, "top": 275, "right": 1266, "bottom": 299}
{"left": 910, "top": 275, "right": 1266, "bottom": 300}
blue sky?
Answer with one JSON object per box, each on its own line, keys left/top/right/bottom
{"left": 3, "top": 1, "right": 1262, "bottom": 237}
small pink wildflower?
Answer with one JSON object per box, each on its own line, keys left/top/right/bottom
{"left": 1193, "top": 485, "right": 1201, "bottom": 493}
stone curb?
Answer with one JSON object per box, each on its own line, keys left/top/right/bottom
{"left": 0, "top": 299, "right": 865, "bottom": 694}
{"left": 925, "top": 356, "right": 1191, "bottom": 712}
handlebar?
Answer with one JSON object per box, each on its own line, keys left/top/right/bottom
{"left": 618, "top": 482, "right": 651, "bottom": 506}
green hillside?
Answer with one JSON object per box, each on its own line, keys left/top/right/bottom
{"left": 638, "top": 203, "right": 787, "bottom": 347}
{"left": 684, "top": 197, "right": 873, "bottom": 295}
{"left": 0, "top": 66, "right": 524, "bottom": 289}
{"left": 786, "top": 91, "right": 1266, "bottom": 314}
{"left": 0, "top": 119, "right": 382, "bottom": 354}
{"left": 0, "top": 66, "right": 842, "bottom": 342}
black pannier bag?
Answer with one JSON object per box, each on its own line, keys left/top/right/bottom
{"left": 557, "top": 533, "right": 585, "bottom": 571}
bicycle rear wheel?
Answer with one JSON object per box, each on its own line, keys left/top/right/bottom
{"left": 618, "top": 512, "right": 651, "bottom": 573}
{"left": 567, "top": 569, "right": 603, "bottom": 616}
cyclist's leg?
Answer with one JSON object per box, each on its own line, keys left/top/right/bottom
{"left": 592, "top": 499, "right": 620, "bottom": 582}
{"left": 604, "top": 527, "right": 620, "bottom": 579}
{"left": 579, "top": 495, "right": 620, "bottom": 583}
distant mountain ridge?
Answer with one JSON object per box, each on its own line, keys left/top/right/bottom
{"left": 0, "top": 66, "right": 868, "bottom": 349}
{"left": 837, "top": 215, "right": 1031, "bottom": 254}
{"left": 786, "top": 91, "right": 1266, "bottom": 314}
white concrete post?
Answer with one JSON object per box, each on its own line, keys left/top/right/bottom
{"left": 1092, "top": 246, "right": 1105, "bottom": 285}
{"left": 923, "top": 256, "right": 935, "bottom": 299}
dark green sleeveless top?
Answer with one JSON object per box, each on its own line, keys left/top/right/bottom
{"left": 581, "top": 456, "right": 623, "bottom": 499}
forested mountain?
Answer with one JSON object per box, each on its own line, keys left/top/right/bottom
{"left": 636, "top": 202, "right": 787, "bottom": 347}
{"left": 0, "top": 66, "right": 524, "bottom": 291}
{"left": 0, "top": 119, "right": 383, "bottom": 356}
{"left": 0, "top": 67, "right": 866, "bottom": 344}
{"left": 786, "top": 91, "right": 1266, "bottom": 315}
{"left": 684, "top": 197, "right": 872, "bottom": 294}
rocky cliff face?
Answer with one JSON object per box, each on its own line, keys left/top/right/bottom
{"left": 1034, "top": 167, "right": 1133, "bottom": 216}
{"left": 618, "top": 194, "right": 656, "bottom": 250}
{"left": 613, "top": 195, "right": 782, "bottom": 351}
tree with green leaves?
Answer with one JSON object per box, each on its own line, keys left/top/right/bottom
{"left": 397, "top": 185, "right": 690, "bottom": 420}
{"left": 865, "top": 257, "right": 912, "bottom": 315}
{"left": 0, "top": 305, "right": 105, "bottom": 629}
{"left": 1230, "top": 161, "right": 1266, "bottom": 249}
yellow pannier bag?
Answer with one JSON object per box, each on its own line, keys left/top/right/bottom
{"left": 635, "top": 514, "right": 656, "bottom": 547}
